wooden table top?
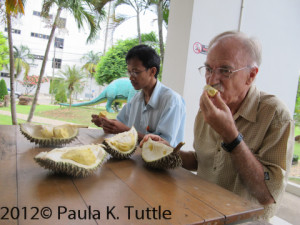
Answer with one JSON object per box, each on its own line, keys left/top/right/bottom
{"left": 0, "top": 125, "right": 263, "bottom": 225}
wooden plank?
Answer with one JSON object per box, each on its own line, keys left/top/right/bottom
{"left": 0, "top": 125, "right": 17, "bottom": 225}
{"left": 107, "top": 156, "right": 224, "bottom": 225}
{"left": 165, "top": 167, "right": 264, "bottom": 224}
{"left": 16, "top": 126, "right": 97, "bottom": 225}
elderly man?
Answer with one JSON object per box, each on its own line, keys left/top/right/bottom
{"left": 92, "top": 44, "right": 186, "bottom": 146}
{"left": 141, "top": 31, "right": 294, "bottom": 220}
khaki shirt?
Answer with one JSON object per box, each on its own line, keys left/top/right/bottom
{"left": 193, "top": 85, "right": 294, "bottom": 219}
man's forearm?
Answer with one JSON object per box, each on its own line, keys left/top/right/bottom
{"left": 179, "top": 151, "right": 198, "bottom": 171}
{"left": 230, "top": 141, "right": 275, "bottom": 205}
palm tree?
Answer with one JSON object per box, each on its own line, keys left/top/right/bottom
{"left": 3, "top": 0, "right": 25, "bottom": 125}
{"left": 13, "top": 45, "right": 34, "bottom": 79}
{"left": 27, "top": 0, "right": 111, "bottom": 122}
{"left": 60, "top": 65, "right": 85, "bottom": 107}
{"left": 113, "top": 0, "right": 148, "bottom": 44}
{"left": 81, "top": 50, "right": 101, "bottom": 99}
{"left": 146, "top": 0, "right": 169, "bottom": 64}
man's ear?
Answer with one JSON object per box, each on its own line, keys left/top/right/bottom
{"left": 150, "top": 67, "right": 157, "bottom": 77}
{"left": 246, "top": 66, "right": 258, "bottom": 85}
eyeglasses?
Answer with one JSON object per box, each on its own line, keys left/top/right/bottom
{"left": 198, "top": 66, "right": 251, "bottom": 79}
{"left": 127, "top": 69, "right": 147, "bottom": 77}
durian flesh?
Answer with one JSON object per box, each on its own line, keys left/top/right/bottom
{"left": 20, "top": 123, "right": 81, "bottom": 146}
{"left": 34, "top": 145, "right": 107, "bottom": 177}
{"left": 103, "top": 127, "right": 138, "bottom": 159}
{"left": 142, "top": 138, "right": 183, "bottom": 169}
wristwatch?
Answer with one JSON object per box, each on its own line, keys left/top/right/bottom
{"left": 221, "top": 133, "right": 243, "bottom": 152}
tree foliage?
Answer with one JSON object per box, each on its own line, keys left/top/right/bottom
{"left": 0, "top": 32, "right": 9, "bottom": 71}
{"left": 0, "top": 79, "right": 8, "bottom": 101}
{"left": 18, "top": 75, "right": 49, "bottom": 95}
{"left": 13, "top": 45, "right": 34, "bottom": 78}
{"left": 95, "top": 32, "right": 159, "bottom": 86}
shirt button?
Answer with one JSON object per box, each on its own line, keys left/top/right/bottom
{"left": 213, "top": 167, "right": 216, "bottom": 170}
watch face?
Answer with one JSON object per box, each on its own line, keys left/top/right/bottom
{"left": 221, "top": 133, "right": 243, "bottom": 152}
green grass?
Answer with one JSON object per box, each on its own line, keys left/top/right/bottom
{"left": 289, "top": 177, "right": 300, "bottom": 185}
{"left": 0, "top": 104, "right": 118, "bottom": 128}
{"left": 0, "top": 114, "right": 26, "bottom": 125}
{"left": 0, "top": 104, "right": 60, "bottom": 114}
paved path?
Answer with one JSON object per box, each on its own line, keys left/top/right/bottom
{"left": 0, "top": 110, "right": 76, "bottom": 126}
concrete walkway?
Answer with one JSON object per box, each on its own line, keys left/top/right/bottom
{"left": 0, "top": 110, "right": 76, "bottom": 125}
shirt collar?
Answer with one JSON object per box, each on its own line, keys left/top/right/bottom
{"left": 143, "top": 80, "right": 161, "bottom": 109}
{"left": 234, "top": 85, "right": 260, "bottom": 122}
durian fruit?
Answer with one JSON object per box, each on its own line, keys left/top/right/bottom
{"left": 102, "top": 127, "right": 138, "bottom": 159}
{"left": 142, "top": 138, "right": 184, "bottom": 169}
{"left": 34, "top": 145, "right": 107, "bottom": 177}
{"left": 204, "top": 84, "right": 218, "bottom": 97}
{"left": 99, "top": 111, "right": 107, "bottom": 118}
{"left": 20, "top": 123, "right": 87, "bottom": 146}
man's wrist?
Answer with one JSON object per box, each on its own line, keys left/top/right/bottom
{"left": 221, "top": 133, "right": 243, "bottom": 152}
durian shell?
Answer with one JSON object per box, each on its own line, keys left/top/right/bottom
{"left": 34, "top": 145, "right": 107, "bottom": 177}
{"left": 142, "top": 139, "right": 183, "bottom": 170}
{"left": 102, "top": 127, "right": 138, "bottom": 159}
{"left": 20, "top": 123, "right": 87, "bottom": 147}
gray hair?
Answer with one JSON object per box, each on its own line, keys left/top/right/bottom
{"left": 208, "top": 31, "right": 262, "bottom": 67}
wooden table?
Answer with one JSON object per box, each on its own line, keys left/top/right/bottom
{"left": 0, "top": 125, "right": 263, "bottom": 225}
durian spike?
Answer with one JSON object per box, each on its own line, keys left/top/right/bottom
{"left": 173, "top": 142, "right": 185, "bottom": 153}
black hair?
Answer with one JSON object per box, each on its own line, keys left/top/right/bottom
{"left": 126, "top": 44, "right": 160, "bottom": 78}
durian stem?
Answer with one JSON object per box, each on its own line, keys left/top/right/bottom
{"left": 173, "top": 142, "right": 185, "bottom": 153}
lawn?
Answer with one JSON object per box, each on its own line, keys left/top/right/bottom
{"left": 0, "top": 104, "right": 118, "bottom": 128}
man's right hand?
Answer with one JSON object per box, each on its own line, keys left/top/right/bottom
{"left": 91, "top": 114, "right": 103, "bottom": 127}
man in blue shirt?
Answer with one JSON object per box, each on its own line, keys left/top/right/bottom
{"left": 91, "top": 44, "right": 186, "bottom": 146}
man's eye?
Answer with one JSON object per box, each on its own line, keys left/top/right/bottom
{"left": 219, "top": 68, "right": 230, "bottom": 74}
{"left": 206, "top": 67, "right": 212, "bottom": 73}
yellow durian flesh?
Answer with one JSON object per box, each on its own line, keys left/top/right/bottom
{"left": 41, "top": 125, "right": 54, "bottom": 138}
{"left": 204, "top": 84, "right": 218, "bottom": 97}
{"left": 103, "top": 127, "right": 138, "bottom": 159}
{"left": 61, "top": 148, "right": 96, "bottom": 166}
{"left": 53, "top": 126, "right": 70, "bottom": 138}
{"left": 109, "top": 133, "right": 135, "bottom": 152}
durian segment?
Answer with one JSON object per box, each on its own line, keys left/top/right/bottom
{"left": 142, "top": 138, "right": 183, "bottom": 169}
{"left": 103, "top": 127, "right": 138, "bottom": 159}
{"left": 20, "top": 123, "right": 86, "bottom": 146}
{"left": 61, "top": 148, "right": 96, "bottom": 166}
{"left": 99, "top": 111, "right": 107, "bottom": 118}
{"left": 204, "top": 84, "right": 218, "bottom": 97}
{"left": 34, "top": 145, "right": 107, "bottom": 177}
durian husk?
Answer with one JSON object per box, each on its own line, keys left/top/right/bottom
{"left": 20, "top": 123, "right": 88, "bottom": 146}
{"left": 34, "top": 145, "right": 107, "bottom": 177}
{"left": 102, "top": 127, "right": 138, "bottom": 159}
{"left": 142, "top": 138, "right": 184, "bottom": 169}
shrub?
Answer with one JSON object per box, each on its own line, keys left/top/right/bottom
{"left": 0, "top": 79, "right": 8, "bottom": 101}
{"left": 55, "top": 89, "right": 67, "bottom": 103}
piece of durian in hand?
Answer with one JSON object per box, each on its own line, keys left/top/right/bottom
{"left": 142, "top": 138, "right": 184, "bottom": 169}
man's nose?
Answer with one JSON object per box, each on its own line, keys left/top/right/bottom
{"left": 207, "top": 71, "right": 220, "bottom": 85}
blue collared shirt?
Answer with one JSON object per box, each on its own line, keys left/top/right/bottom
{"left": 117, "top": 80, "right": 186, "bottom": 146}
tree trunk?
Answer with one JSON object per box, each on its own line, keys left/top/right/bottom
{"left": 136, "top": 10, "right": 141, "bottom": 44}
{"left": 157, "top": 0, "right": 164, "bottom": 64}
{"left": 27, "top": 8, "right": 62, "bottom": 122}
{"left": 103, "top": 1, "right": 111, "bottom": 54}
{"left": 69, "top": 90, "right": 73, "bottom": 108}
{"left": 6, "top": 12, "right": 17, "bottom": 125}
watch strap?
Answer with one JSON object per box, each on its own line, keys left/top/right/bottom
{"left": 221, "top": 133, "right": 243, "bottom": 152}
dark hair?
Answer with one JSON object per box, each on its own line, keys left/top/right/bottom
{"left": 126, "top": 44, "right": 160, "bottom": 78}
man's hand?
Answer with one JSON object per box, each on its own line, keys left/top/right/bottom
{"left": 140, "top": 134, "right": 170, "bottom": 148}
{"left": 91, "top": 114, "right": 103, "bottom": 127}
{"left": 101, "top": 117, "right": 130, "bottom": 134}
{"left": 200, "top": 91, "right": 238, "bottom": 143}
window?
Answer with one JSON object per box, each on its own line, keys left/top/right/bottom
{"left": 32, "top": 55, "right": 44, "bottom": 60}
{"left": 52, "top": 58, "right": 62, "bottom": 69}
{"left": 55, "top": 37, "right": 64, "bottom": 49}
{"left": 31, "top": 32, "right": 49, "bottom": 40}
{"left": 1, "top": 72, "right": 9, "bottom": 77}
{"left": 4, "top": 28, "right": 21, "bottom": 34}
{"left": 33, "top": 10, "right": 53, "bottom": 19}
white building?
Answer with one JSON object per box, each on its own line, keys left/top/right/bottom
{"left": 0, "top": 0, "right": 106, "bottom": 100}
